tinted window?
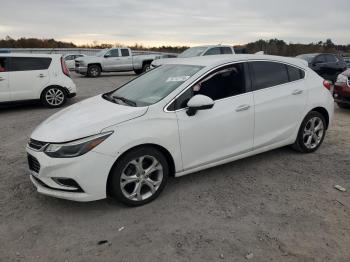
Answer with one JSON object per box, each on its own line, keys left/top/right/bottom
{"left": 121, "top": 49, "right": 130, "bottom": 57}
{"left": 204, "top": 47, "right": 221, "bottom": 56}
{"left": 220, "top": 47, "right": 233, "bottom": 54}
{"left": 9, "top": 57, "right": 52, "bottom": 71}
{"left": 325, "top": 54, "right": 337, "bottom": 63}
{"left": 251, "top": 61, "right": 289, "bottom": 90}
{"left": 0, "top": 57, "right": 8, "bottom": 72}
{"left": 314, "top": 55, "right": 326, "bottom": 63}
{"left": 287, "top": 65, "right": 305, "bottom": 82}
{"left": 106, "top": 49, "right": 119, "bottom": 57}
{"left": 171, "top": 63, "right": 247, "bottom": 110}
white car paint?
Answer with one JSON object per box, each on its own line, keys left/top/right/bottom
{"left": 0, "top": 53, "right": 76, "bottom": 103}
{"left": 26, "top": 54, "right": 334, "bottom": 202}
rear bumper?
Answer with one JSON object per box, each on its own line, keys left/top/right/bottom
{"left": 334, "top": 84, "right": 350, "bottom": 104}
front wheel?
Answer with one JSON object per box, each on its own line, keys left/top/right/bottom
{"left": 87, "top": 65, "right": 101, "bottom": 77}
{"left": 41, "top": 86, "right": 67, "bottom": 108}
{"left": 109, "top": 147, "right": 169, "bottom": 206}
{"left": 292, "top": 111, "right": 326, "bottom": 153}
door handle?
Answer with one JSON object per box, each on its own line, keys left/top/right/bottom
{"left": 292, "top": 89, "right": 303, "bottom": 95}
{"left": 235, "top": 104, "right": 250, "bottom": 112}
{"left": 38, "top": 74, "right": 45, "bottom": 78}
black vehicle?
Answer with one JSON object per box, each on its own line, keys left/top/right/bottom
{"left": 296, "top": 53, "right": 347, "bottom": 83}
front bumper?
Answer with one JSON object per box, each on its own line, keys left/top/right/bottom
{"left": 333, "top": 84, "right": 350, "bottom": 104}
{"left": 26, "top": 146, "right": 116, "bottom": 202}
{"left": 75, "top": 66, "right": 88, "bottom": 74}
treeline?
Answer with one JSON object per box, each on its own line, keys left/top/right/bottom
{"left": 238, "top": 38, "right": 350, "bottom": 56}
{"left": 1, "top": 36, "right": 350, "bottom": 56}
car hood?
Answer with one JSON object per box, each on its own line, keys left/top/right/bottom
{"left": 31, "top": 95, "right": 148, "bottom": 142}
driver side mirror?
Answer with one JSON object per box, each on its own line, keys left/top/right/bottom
{"left": 186, "top": 95, "right": 214, "bottom": 116}
{"left": 104, "top": 54, "right": 111, "bottom": 58}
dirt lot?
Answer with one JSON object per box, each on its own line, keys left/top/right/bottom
{"left": 0, "top": 72, "right": 349, "bottom": 262}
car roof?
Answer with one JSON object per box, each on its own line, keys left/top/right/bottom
{"left": 0, "top": 53, "right": 62, "bottom": 58}
{"left": 189, "top": 45, "right": 232, "bottom": 48}
{"left": 160, "top": 54, "right": 308, "bottom": 69}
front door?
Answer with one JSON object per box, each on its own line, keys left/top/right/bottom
{"left": 174, "top": 63, "right": 254, "bottom": 171}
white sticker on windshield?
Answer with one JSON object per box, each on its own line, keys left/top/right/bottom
{"left": 166, "top": 76, "right": 190, "bottom": 82}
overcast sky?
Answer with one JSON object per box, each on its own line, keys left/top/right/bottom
{"left": 1, "top": 0, "right": 349, "bottom": 46}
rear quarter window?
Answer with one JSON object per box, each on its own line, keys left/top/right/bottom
{"left": 9, "top": 57, "right": 52, "bottom": 71}
{"left": 286, "top": 65, "right": 305, "bottom": 82}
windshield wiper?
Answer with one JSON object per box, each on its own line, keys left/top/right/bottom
{"left": 112, "top": 95, "right": 137, "bottom": 107}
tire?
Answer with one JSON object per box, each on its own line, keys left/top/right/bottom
{"left": 87, "top": 65, "right": 101, "bottom": 77}
{"left": 142, "top": 63, "right": 151, "bottom": 73}
{"left": 292, "top": 111, "right": 326, "bottom": 153}
{"left": 109, "top": 147, "right": 169, "bottom": 206}
{"left": 134, "top": 69, "right": 143, "bottom": 75}
{"left": 41, "top": 86, "right": 67, "bottom": 108}
{"left": 337, "top": 102, "right": 350, "bottom": 109}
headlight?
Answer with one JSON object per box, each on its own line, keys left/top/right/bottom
{"left": 44, "top": 132, "right": 113, "bottom": 158}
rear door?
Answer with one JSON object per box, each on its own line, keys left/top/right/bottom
{"left": 119, "top": 48, "right": 133, "bottom": 71}
{"left": 8, "top": 57, "right": 51, "bottom": 101}
{"left": 0, "top": 57, "right": 10, "bottom": 102}
{"left": 250, "top": 61, "right": 307, "bottom": 149}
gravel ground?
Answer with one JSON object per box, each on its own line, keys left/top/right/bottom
{"left": 0, "top": 72, "right": 349, "bottom": 262}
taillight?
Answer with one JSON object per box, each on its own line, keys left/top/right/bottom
{"left": 323, "top": 80, "right": 332, "bottom": 90}
{"left": 61, "top": 57, "right": 70, "bottom": 77}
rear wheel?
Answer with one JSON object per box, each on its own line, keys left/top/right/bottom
{"left": 292, "top": 111, "right": 326, "bottom": 153}
{"left": 87, "top": 65, "right": 101, "bottom": 77}
{"left": 109, "top": 147, "right": 169, "bottom": 206}
{"left": 41, "top": 86, "right": 67, "bottom": 108}
{"left": 134, "top": 69, "right": 143, "bottom": 75}
{"left": 142, "top": 63, "right": 151, "bottom": 73}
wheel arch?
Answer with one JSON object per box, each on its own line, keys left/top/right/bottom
{"left": 106, "top": 143, "right": 176, "bottom": 197}
{"left": 142, "top": 60, "right": 153, "bottom": 67}
{"left": 310, "top": 106, "right": 329, "bottom": 129}
{"left": 87, "top": 63, "right": 102, "bottom": 70}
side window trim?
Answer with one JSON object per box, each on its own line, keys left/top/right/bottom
{"left": 165, "top": 61, "right": 251, "bottom": 112}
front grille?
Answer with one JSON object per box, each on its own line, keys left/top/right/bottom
{"left": 28, "top": 154, "right": 40, "bottom": 173}
{"left": 28, "top": 139, "right": 47, "bottom": 151}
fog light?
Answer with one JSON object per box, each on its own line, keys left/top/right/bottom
{"left": 52, "top": 178, "right": 84, "bottom": 192}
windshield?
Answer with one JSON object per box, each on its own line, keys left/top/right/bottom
{"left": 95, "top": 50, "right": 108, "bottom": 57}
{"left": 107, "top": 64, "right": 203, "bottom": 106}
{"left": 296, "top": 54, "right": 316, "bottom": 63}
{"left": 178, "top": 47, "right": 208, "bottom": 58}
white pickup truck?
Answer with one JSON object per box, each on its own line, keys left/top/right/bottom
{"left": 75, "top": 48, "right": 158, "bottom": 77}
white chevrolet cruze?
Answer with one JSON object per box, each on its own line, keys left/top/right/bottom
{"left": 26, "top": 55, "right": 334, "bottom": 206}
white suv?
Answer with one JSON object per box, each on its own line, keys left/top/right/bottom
{"left": 0, "top": 53, "right": 76, "bottom": 108}
{"left": 27, "top": 55, "right": 333, "bottom": 206}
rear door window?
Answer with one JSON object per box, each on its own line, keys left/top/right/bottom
{"left": 220, "top": 47, "right": 233, "bottom": 54}
{"left": 121, "top": 49, "right": 130, "bottom": 57}
{"left": 203, "top": 47, "right": 221, "bottom": 56}
{"left": 250, "top": 61, "right": 289, "bottom": 90}
{"left": 9, "top": 57, "right": 52, "bottom": 71}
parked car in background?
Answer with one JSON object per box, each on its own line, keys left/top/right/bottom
{"left": 27, "top": 54, "right": 333, "bottom": 206}
{"left": 151, "top": 45, "right": 235, "bottom": 68}
{"left": 296, "top": 53, "right": 347, "bottom": 83}
{"left": 0, "top": 53, "right": 76, "bottom": 108}
{"left": 75, "top": 48, "right": 159, "bottom": 77}
{"left": 63, "top": 54, "right": 86, "bottom": 70}
{"left": 334, "top": 69, "right": 350, "bottom": 108}
{"left": 343, "top": 57, "right": 350, "bottom": 68}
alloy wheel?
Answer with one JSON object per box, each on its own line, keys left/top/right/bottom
{"left": 303, "top": 116, "right": 324, "bottom": 149}
{"left": 45, "top": 88, "right": 64, "bottom": 106}
{"left": 120, "top": 155, "right": 163, "bottom": 201}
